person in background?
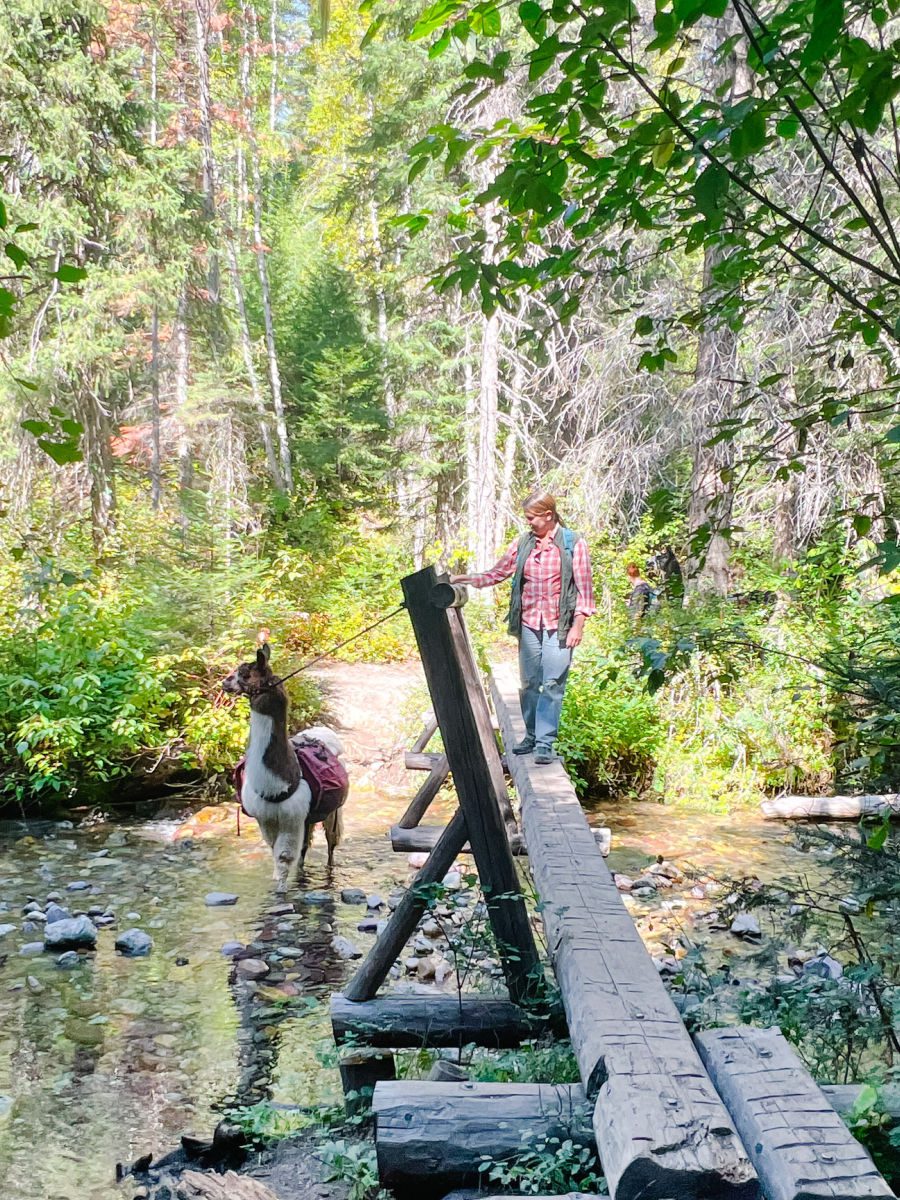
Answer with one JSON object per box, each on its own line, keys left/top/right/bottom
{"left": 450, "top": 491, "right": 594, "bottom": 765}
{"left": 626, "top": 563, "right": 655, "bottom": 623}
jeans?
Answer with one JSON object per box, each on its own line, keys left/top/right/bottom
{"left": 518, "top": 625, "right": 572, "bottom": 750}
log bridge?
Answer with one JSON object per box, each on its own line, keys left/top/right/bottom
{"left": 329, "top": 566, "right": 895, "bottom": 1200}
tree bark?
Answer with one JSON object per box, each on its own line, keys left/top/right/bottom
{"left": 474, "top": 308, "right": 500, "bottom": 570}
{"left": 150, "top": 305, "right": 162, "bottom": 508}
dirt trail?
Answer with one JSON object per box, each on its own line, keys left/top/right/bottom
{"left": 308, "top": 659, "right": 429, "bottom": 792}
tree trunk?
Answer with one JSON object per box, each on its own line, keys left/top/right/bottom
{"left": 241, "top": 1, "right": 293, "bottom": 491}
{"left": 474, "top": 309, "right": 500, "bottom": 570}
{"left": 686, "top": 19, "right": 750, "bottom": 595}
{"left": 150, "top": 305, "right": 162, "bottom": 508}
{"left": 772, "top": 382, "right": 799, "bottom": 562}
{"left": 269, "top": 0, "right": 278, "bottom": 132}
{"left": 463, "top": 324, "right": 479, "bottom": 565}
{"left": 173, "top": 287, "right": 193, "bottom": 539}
{"left": 497, "top": 350, "right": 524, "bottom": 547}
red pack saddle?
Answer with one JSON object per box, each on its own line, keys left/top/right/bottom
{"left": 233, "top": 738, "right": 349, "bottom": 821}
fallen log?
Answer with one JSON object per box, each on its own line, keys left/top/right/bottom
{"left": 761, "top": 793, "right": 900, "bottom": 820}
{"left": 695, "top": 1025, "right": 895, "bottom": 1200}
{"left": 331, "top": 992, "right": 562, "bottom": 1048}
{"left": 491, "top": 664, "right": 757, "bottom": 1200}
{"left": 174, "top": 1172, "right": 279, "bottom": 1200}
{"left": 373, "top": 1080, "right": 593, "bottom": 1191}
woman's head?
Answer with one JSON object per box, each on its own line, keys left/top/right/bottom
{"left": 626, "top": 563, "right": 642, "bottom": 580}
{"left": 523, "top": 491, "right": 559, "bottom": 536}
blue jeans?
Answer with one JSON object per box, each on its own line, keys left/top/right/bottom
{"left": 518, "top": 626, "right": 572, "bottom": 751}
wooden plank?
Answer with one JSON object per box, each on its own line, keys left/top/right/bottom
{"left": 390, "top": 823, "right": 526, "bottom": 856}
{"left": 410, "top": 714, "right": 438, "bottom": 754}
{"left": 342, "top": 808, "right": 468, "bottom": 1001}
{"left": 761, "top": 794, "right": 900, "bottom": 820}
{"left": 330, "top": 992, "right": 562, "bottom": 1048}
{"left": 695, "top": 1026, "right": 895, "bottom": 1200}
{"left": 397, "top": 755, "right": 449, "bottom": 829}
{"left": 373, "top": 1080, "right": 592, "bottom": 1190}
{"left": 402, "top": 568, "right": 539, "bottom": 1007}
{"left": 490, "top": 663, "right": 758, "bottom": 1200}
{"left": 405, "top": 751, "right": 444, "bottom": 771}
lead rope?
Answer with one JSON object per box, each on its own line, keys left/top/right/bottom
{"left": 235, "top": 602, "right": 407, "bottom": 835}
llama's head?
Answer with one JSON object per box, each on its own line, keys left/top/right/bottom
{"left": 222, "top": 641, "right": 277, "bottom": 700}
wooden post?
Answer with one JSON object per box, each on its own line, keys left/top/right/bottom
{"left": 402, "top": 567, "right": 540, "bottom": 1006}
{"left": 695, "top": 1026, "right": 895, "bottom": 1200}
{"left": 342, "top": 809, "right": 468, "bottom": 1002}
{"left": 338, "top": 1050, "right": 396, "bottom": 1116}
{"left": 397, "top": 755, "right": 449, "bottom": 829}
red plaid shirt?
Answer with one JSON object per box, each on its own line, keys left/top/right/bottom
{"left": 469, "top": 529, "right": 595, "bottom": 631}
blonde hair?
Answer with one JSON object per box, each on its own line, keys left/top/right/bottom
{"left": 523, "top": 490, "right": 559, "bottom": 519}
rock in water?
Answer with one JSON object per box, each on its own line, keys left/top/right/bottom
{"left": 331, "top": 935, "right": 362, "bottom": 960}
{"left": 0, "top": 924, "right": 16, "bottom": 938}
{"left": 43, "top": 915, "right": 98, "bottom": 950}
{"left": 115, "top": 929, "right": 153, "bottom": 957}
{"left": 340, "top": 888, "right": 366, "bottom": 905}
{"left": 730, "top": 913, "right": 762, "bottom": 939}
{"left": 56, "top": 951, "right": 82, "bottom": 969}
{"left": 44, "top": 904, "right": 71, "bottom": 925}
{"left": 204, "top": 892, "right": 239, "bottom": 907}
{"left": 235, "top": 958, "right": 269, "bottom": 980}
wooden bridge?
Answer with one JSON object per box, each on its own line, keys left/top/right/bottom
{"left": 329, "top": 566, "right": 896, "bottom": 1200}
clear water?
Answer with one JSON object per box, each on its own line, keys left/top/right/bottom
{"left": 0, "top": 789, "right": 815, "bottom": 1200}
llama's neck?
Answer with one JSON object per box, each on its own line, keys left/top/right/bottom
{"left": 245, "top": 693, "right": 300, "bottom": 798}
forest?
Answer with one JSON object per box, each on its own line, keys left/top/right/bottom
{"left": 2, "top": 0, "right": 900, "bottom": 1194}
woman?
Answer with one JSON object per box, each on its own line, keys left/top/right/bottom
{"left": 451, "top": 491, "right": 594, "bottom": 764}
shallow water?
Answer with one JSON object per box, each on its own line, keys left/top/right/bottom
{"left": 0, "top": 787, "right": 822, "bottom": 1200}
{"left": 0, "top": 791, "right": 419, "bottom": 1200}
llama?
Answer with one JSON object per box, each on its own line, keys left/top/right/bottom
{"left": 222, "top": 642, "right": 346, "bottom": 891}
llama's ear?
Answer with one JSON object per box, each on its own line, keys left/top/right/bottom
{"left": 257, "top": 643, "right": 271, "bottom": 669}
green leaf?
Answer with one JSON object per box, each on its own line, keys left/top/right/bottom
{"left": 360, "top": 14, "right": 385, "bottom": 47}
{"left": 37, "top": 438, "right": 83, "bottom": 466}
{"left": 801, "top": 0, "right": 844, "bottom": 67}
{"left": 884, "top": 424, "right": 900, "bottom": 443}
{"left": 775, "top": 116, "right": 799, "bottom": 138}
{"left": 5, "top": 242, "right": 28, "bottom": 270}
{"left": 20, "top": 419, "right": 52, "bottom": 436}
{"left": 867, "top": 817, "right": 889, "bottom": 850}
{"left": 635, "top": 315, "right": 654, "bottom": 335}
{"left": 693, "top": 161, "right": 728, "bottom": 221}
{"left": 852, "top": 514, "right": 872, "bottom": 537}
{"left": 53, "top": 264, "right": 87, "bottom": 284}
{"left": 410, "top": 0, "right": 462, "bottom": 39}
{"left": 0, "top": 198, "right": 6, "bottom": 229}
{"left": 652, "top": 127, "right": 676, "bottom": 169}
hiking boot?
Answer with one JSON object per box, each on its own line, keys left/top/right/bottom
{"left": 511, "top": 737, "right": 536, "bottom": 756}
{"left": 533, "top": 745, "right": 556, "bottom": 765}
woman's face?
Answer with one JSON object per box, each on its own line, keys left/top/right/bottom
{"left": 525, "top": 507, "right": 556, "bottom": 538}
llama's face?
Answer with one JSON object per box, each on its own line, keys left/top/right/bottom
{"left": 222, "top": 644, "right": 273, "bottom": 697}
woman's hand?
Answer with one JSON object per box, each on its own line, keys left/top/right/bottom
{"left": 566, "top": 615, "right": 586, "bottom": 649}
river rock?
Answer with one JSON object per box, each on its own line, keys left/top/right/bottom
{"left": 116, "top": 929, "right": 153, "bottom": 957}
{"left": 66, "top": 881, "right": 91, "bottom": 892}
{"left": 803, "top": 952, "right": 843, "bottom": 981}
{"left": 44, "top": 904, "right": 71, "bottom": 925}
{"left": 417, "top": 954, "right": 440, "bottom": 981}
{"left": 340, "top": 889, "right": 366, "bottom": 905}
{"left": 0, "top": 924, "right": 16, "bottom": 939}
{"left": 388, "top": 890, "right": 404, "bottom": 910}
{"left": 22, "top": 901, "right": 41, "bottom": 915}
{"left": 26, "top": 976, "right": 43, "bottom": 994}
{"left": 613, "top": 874, "right": 634, "bottom": 892}
{"left": 442, "top": 872, "right": 462, "bottom": 891}
{"left": 56, "top": 951, "right": 82, "bottom": 969}
{"left": 205, "top": 892, "right": 239, "bottom": 907}
{"left": 420, "top": 919, "right": 441, "bottom": 937}
{"left": 221, "top": 941, "right": 244, "bottom": 957}
{"left": 730, "top": 913, "right": 762, "bottom": 940}
{"left": 267, "top": 903, "right": 294, "bottom": 916}
{"left": 235, "top": 958, "right": 269, "bottom": 980}
{"left": 366, "top": 894, "right": 384, "bottom": 910}
{"left": 331, "top": 936, "right": 362, "bottom": 960}
{"left": 357, "top": 917, "right": 379, "bottom": 933}
{"left": 300, "top": 891, "right": 330, "bottom": 906}
{"left": 19, "top": 942, "right": 44, "bottom": 956}
{"left": 407, "top": 853, "right": 428, "bottom": 869}
{"left": 274, "top": 946, "right": 305, "bottom": 959}
{"left": 44, "top": 915, "right": 98, "bottom": 950}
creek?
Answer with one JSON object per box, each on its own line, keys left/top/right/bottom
{"left": 0, "top": 787, "right": 834, "bottom": 1200}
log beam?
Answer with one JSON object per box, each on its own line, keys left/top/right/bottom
{"left": 490, "top": 664, "right": 757, "bottom": 1200}
{"left": 397, "top": 756, "right": 449, "bottom": 829}
{"left": 373, "top": 1080, "right": 592, "bottom": 1191}
{"left": 405, "top": 751, "right": 444, "bottom": 772}
{"left": 695, "top": 1025, "right": 895, "bottom": 1200}
{"left": 331, "top": 992, "right": 563, "bottom": 1049}
{"left": 390, "top": 824, "right": 526, "bottom": 855}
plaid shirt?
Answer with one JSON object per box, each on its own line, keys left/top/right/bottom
{"left": 469, "top": 530, "right": 595, "bottom": 631}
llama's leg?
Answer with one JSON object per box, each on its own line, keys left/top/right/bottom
{"left": 300, "top": 819, "right": 313, "bottom": 866}
{"left": 254, "top": 817, "right": 281, "bottom": 882}
{"left": 324, "top": 809, "right": 344, "bottom": 867}
{"left": 272, "top": 830, "right": 299, "bottom": 894}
